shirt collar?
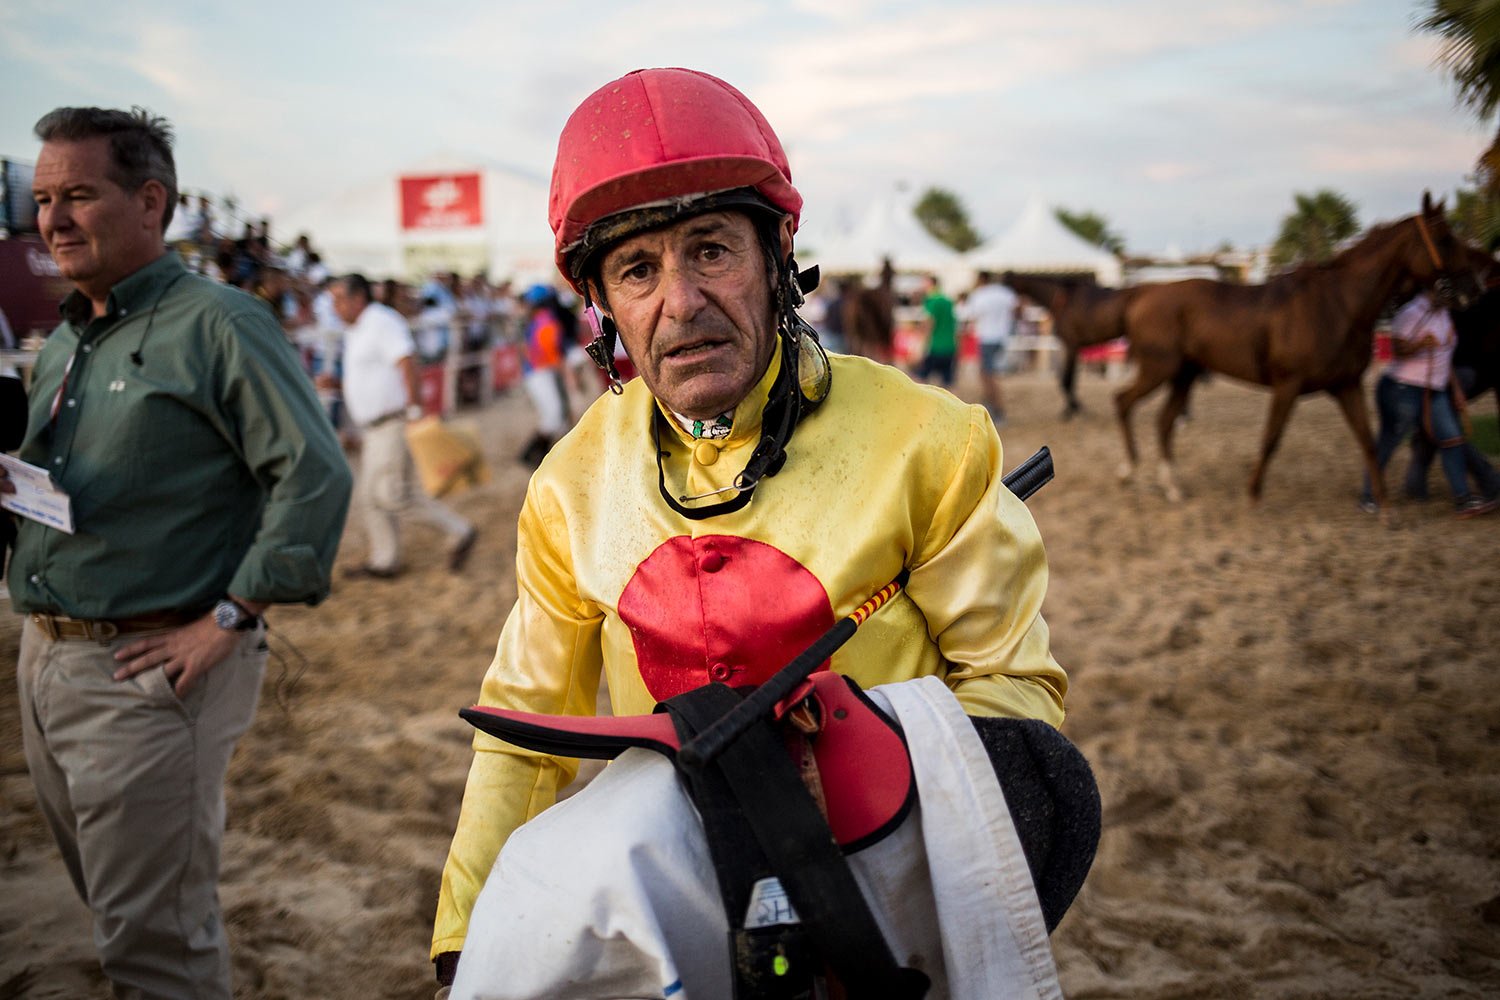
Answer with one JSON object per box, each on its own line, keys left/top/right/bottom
{"left": 653, "top": 343, "right": 783, "bottom": 447}
{"left": 59, "top": 250, "right": 183, "bottom": 329}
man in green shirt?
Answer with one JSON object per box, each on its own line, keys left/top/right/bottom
{"left": 917, "top": 274, "right": 959, "bottom": 388}
{"left": 1, "top": 107, "right": 351, "bottom": 998}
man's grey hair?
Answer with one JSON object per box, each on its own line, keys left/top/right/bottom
{"left": 34, "top": 106, "right": 178, "bottom": 233}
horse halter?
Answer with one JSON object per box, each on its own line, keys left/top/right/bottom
{"left": 1413, "top": 213, "right": 1464, "bottom": 306}
{"left": 1413, "top": 213, "right": 1447, "bottom": 274}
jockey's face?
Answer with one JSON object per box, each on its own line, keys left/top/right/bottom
{"left": 596, "top": 210, "right": 790, "bottom": 420}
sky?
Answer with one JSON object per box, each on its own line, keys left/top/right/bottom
{"left": 0, "top": 0, "right": 1490, "bottom": 258}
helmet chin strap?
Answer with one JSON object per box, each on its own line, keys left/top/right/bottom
{"left": 651, "top": 251, "right": 832, "bottom": 520}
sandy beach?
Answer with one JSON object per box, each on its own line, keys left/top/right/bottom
{"left": 2, "top": 363, "right": 1497, "bottom": 999}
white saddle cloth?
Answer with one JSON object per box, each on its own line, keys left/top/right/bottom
{"left": 453, "top": 676, "right": 1063, "bottom": 1000}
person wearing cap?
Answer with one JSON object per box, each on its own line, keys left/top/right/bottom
{"left": 431, "top": 67, "right": 1067, "bottom": 986}
{"left": 516, "top": 282, "right": 570, "bottom": 467}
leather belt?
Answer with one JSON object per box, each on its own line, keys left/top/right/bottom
{"left": 29, "top": 609, "right": 201, "bottom": 642}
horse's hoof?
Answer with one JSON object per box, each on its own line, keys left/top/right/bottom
{"left": 1157, "top": 465, "right": 1183, "bottom": 502}
{"left": 1116, "top": 461, "right": 1135, "bottom": 483}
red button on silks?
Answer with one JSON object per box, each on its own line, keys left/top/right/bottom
{"left": 709, "top": 662, "right": 733, "bottom": 682}
{"left": 700, "top": 552, "right": 726, "bottom": 573}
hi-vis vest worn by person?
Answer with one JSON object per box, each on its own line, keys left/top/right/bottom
{"left": 432, "top": 350, "right": 1067, "bottom": 957}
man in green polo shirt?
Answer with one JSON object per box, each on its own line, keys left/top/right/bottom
{"left": 2, "top": 106, "right": 351, "bottom": 998}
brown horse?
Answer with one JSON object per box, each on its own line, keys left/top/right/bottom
{"left": 841, "top": 258, "right": 897, "bottom": 361}
{"left": 1002, "top": 272, "right": 1135, "bottom": 418}
{"left": 1115, "top": 194, "right": 1491, "bottom": 504}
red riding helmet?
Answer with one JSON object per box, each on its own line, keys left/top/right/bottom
{"left": 549, "top": 67, "right": 802, "bottom": 292}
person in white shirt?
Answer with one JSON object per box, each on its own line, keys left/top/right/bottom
{"left": 1361, "top": 290, "right": 1497, "bottom": 518}
{"left": 961, "top": 271, "right": 1020, "bottom": 423}
{"left": 327, "top": 274, "right": 478, "bottom": 575}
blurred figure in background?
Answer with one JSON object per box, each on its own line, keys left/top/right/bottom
{"left": 916, "top": 274, "right": 958, "bottom": 389}
{"left": 517, "top": 283, "right": 569, "bottom": 467}
{"left": 327, "top": 274, "right": 477, "bottom": 576}
{"left": 963, "top": 270, "right": 1020, "bottom": 425}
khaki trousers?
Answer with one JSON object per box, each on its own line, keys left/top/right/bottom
{"left": 355, "top": 418, "right": 472, "bottom": 572}
{"left": 17, "top": 618, "right": 267, "bottom": 1000}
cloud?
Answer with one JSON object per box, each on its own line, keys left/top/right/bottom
{"left": 751, "top": 1, "right": 1311, "bottom": 141}
{"left": 1305, "top": 119, "right": 1483, "bottom": 175}
{"left": 1142, "top": 161, "right": 1207, "bottom": 183}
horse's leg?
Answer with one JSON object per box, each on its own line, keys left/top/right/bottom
{"left": 1060, "top": 347, "right": 1080, "bottom": 419}
{"left": 1154, "top": 366, "right": 1199, "bottom": 502}
{"left": 1113, "top": 361, "right": 1174, "bottom": 484}
{"left": 1329, "top": 382, "right": 1385, "bottom": 508}
{"left": 1247, "top": 380, "right": 1302, "bottom": 501}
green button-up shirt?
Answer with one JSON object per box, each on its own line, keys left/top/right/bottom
{"left": 8, "top": 252, "right": 352, "bottom": 618}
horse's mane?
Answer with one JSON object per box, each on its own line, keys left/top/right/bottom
{"left": 1269, "top": 216, "right": 1415, "bottom": 292}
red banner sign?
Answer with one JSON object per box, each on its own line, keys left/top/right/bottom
{"left": 400, "top": 173, "right": 483, "bottom": 230}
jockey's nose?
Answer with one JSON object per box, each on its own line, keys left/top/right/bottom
{"left": 659, "top": 260, "right": 708, "bottom": 323}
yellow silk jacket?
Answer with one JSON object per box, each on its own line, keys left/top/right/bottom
{"left": 432, "top": 350, "right": 1066, "bottom": 957}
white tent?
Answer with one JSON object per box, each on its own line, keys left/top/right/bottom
{"left": 803, "top": 188, "right": 963, "bottom": 279}
{"left": 275, "top": 154, "right": 557, "bottom": 282}
{"left": 965, "top": 198, "right": 1123, "bottom": 287}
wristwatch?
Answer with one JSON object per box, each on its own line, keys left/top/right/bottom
{"left": 212, "top": 598, "right": 259, "bottom": 632}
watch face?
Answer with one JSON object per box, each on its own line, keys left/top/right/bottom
{"left": 214, "top": 600, "right": 243, "bottom": 630}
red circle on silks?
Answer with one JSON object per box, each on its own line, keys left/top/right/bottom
{"left": 617, "top": 535, "right": 836, "bottom": 702}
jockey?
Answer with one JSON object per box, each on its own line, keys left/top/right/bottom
{"left": 432, "top": 67, "right": 1069, "bottom": 988}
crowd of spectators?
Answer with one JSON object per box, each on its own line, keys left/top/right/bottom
{"left": 160, "top": 199, "right": 584, "bottom": 431}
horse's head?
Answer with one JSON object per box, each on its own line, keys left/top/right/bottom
{"left": 1412, "top": 191, "right": 1493, "bottom": 308}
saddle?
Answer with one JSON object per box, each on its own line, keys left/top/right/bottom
{"left": 462, "top": 672, "right": 1101, "bottom": 999}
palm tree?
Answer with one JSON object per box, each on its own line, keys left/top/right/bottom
{"left": 1421, "top": 2, "right": 1500, "bottom": 245}
{"left": 1270, "top": 190, "right": 1360, "bottom": 269}
{"left": 1054, "top": 208, "right": 1126, "bottom": 256}
{"left": 1421, "top": 1, "right": 1500, "bottom": 121}
{"left": 914, "top": 187, "right": 982, "bottom": 253}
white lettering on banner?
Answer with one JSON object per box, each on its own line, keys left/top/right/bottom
{"left": 400, "top": 173, "right": 483, "bottom": 230}
{"left": 423, "top": 179, "right": 460, "bottom": 211}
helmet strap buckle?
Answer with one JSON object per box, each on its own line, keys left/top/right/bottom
{"left": 584, "top": 302, "right": 626, "bottom": 394}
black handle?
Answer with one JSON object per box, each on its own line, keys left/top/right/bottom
{"left": 1005, "top": 445, "right": 1053, "bottom": 502}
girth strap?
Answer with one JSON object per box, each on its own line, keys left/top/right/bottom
{"left": 666, "top": 682, "right": 930, "bottom": 1000}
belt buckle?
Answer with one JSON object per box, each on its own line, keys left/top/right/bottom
{"left": 32, "top": 613, "right": 59, "bottom": 641}
{"left": 32, "top": 613, "right": 119, "bottom": 642}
